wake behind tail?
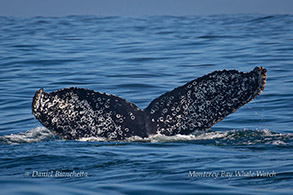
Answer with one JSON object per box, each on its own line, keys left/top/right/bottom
{"left": 0, "top": 127, "right": 57, "bottom": 145}
{"left": 1, "top": 127, "right": 292, "bottom": 147}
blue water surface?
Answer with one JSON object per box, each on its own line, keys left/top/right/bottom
{"left": 0, "top": 14, "right": 292, "bottom": 194}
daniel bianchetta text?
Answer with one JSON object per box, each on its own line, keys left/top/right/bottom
{"left": 188, "top": 170, "right": 276, "bottom": 179}
{"left": 24, "top": 170, "right": 88, "bottom": 178}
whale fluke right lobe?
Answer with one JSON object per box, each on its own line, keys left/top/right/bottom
{"left": 144, "top": 67, "right": 267, "bottom": 136}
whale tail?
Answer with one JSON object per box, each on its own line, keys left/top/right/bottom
{"left": 32, "top": 67, "right": 267, "bottom": 140}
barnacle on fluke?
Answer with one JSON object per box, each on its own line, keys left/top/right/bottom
{"left": 32, "top": 66, "right": 267, "bottom": 140}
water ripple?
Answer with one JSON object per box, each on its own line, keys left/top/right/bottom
{"left": 0, "top": 14, "right": 293, "bottom": 194}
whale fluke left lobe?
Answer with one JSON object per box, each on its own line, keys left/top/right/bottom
{"left": 32, "top": 87, "right": 147, "bottom": 140}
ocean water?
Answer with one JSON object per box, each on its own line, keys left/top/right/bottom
{"left": 0, "top": 14, "right": 292, "bottom": 194}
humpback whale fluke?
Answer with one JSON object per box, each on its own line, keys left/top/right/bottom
{"left": 32, "top": 67, "right": 267, "bottom": 140}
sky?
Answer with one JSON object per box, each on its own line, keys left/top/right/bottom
{"left": 0, "top": 0, "right": 292, "bottom": 17}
